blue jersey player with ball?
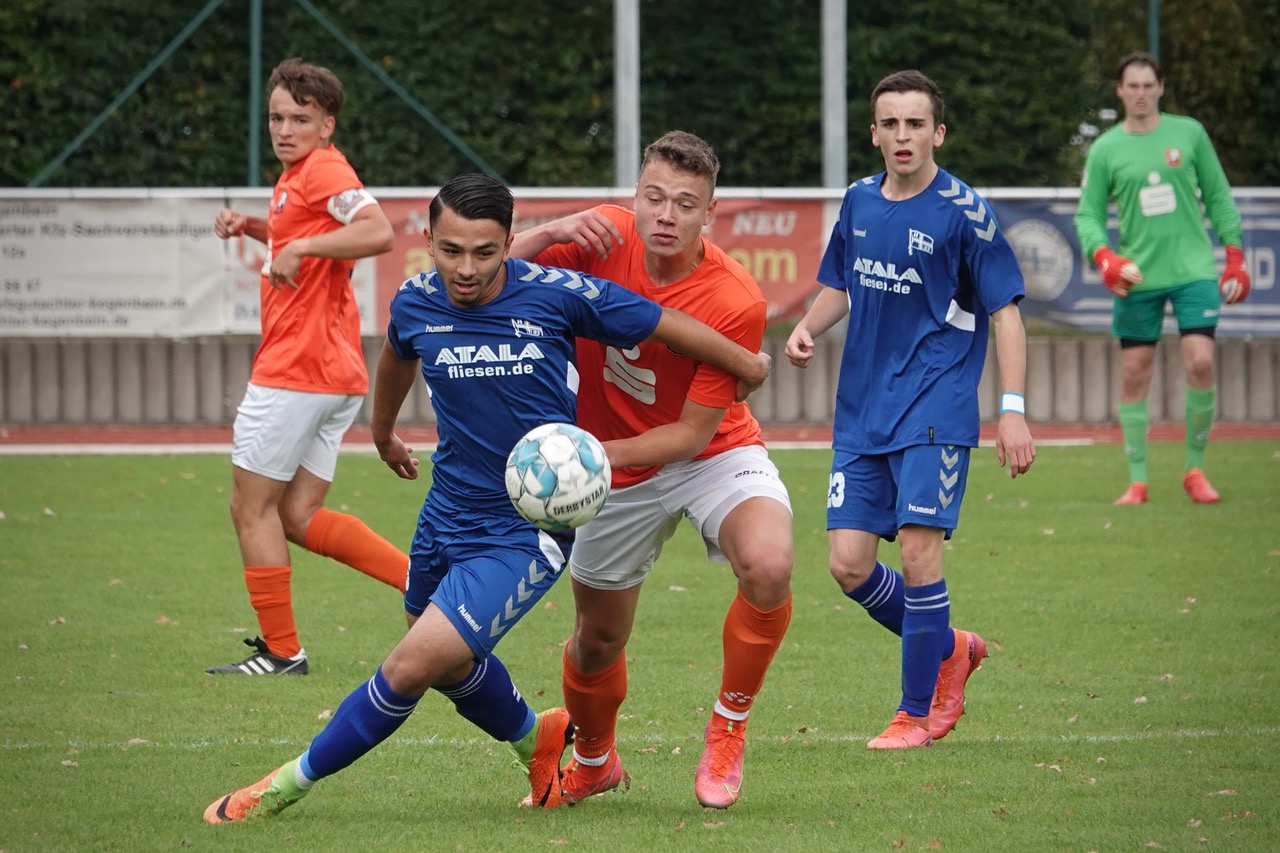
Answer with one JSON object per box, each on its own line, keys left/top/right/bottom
{"left": 785, "top": 70, "right": 1036, "bottom": 750}
{"left": 204, "top": 173, "right": 770, "bottom": 822}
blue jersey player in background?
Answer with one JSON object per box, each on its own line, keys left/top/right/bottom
{"left": 204, "top": 173, "right": 771, "bottom": 823}
{"left": 785, "top": 70, "right": 1035, "bottom": 750}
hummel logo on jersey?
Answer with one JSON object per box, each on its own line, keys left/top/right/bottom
{"left": 939, "top": 178, "right": 997, "bottom": 241}
{"left": 854, "top": 228, "right": 867, "bottom": 237}
{"left": 511, "top": 318, "right": 544, "bottom": 337}
{"left": 908, "top": 502, "right": 938, "bottom": 516}
{"left": 908, "top": 229, "right": 934, "bottom": 256}
{"left": 434, "top": 342, "right": 545, "bottom": 365}
{"left": 518, "top": 263, "right": 602, "bottom": 299}
{"left": 423, "top": 324, "right": 453, "bottom": 333}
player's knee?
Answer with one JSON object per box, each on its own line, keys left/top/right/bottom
{"left": 828, "top": 558, "right": 872, "bottom": 592}
{"left": 571, "top": 626, "right": 625, "bottom": 670}
{"left": 735, "top": 550, "right": 792, "bottom": 597}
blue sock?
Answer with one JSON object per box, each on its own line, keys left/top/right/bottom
{"left": 436, "top": 654, "right": 535, "bottom": 743}
{"left": 304, "top": 666, "right": 420, "bottom": 780}
{"left": 846, "top": 562, "right": 905, "bottom": 634}
{"left": 900, "top": 579, "right": 950, "bottom": 717}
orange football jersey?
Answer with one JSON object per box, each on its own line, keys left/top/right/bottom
{"left": 536, "top": 204, "right": 765, "bottom": 488}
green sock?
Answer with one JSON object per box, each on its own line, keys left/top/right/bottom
{"left": 510, "top": 723, "right": 539, "bottom": 766}
{"left": 1118, "top": 400, "right": 1149, "bottom": 484}
{"left": 1185, "top": 385, "right": 1215, "bottom": 471}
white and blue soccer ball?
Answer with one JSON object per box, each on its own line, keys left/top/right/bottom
{"left": 504, "top": 422, "right": 611, "bottom": 531}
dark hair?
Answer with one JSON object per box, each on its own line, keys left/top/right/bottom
{"left": 870, "top": 69, "right": 945, "bottom": 126}
{"left": 429, "top": 173, "right": 514, "bottom": 233}
{"left": 640, "top": 130, "right": 720, "bottom": 190}
{"left": 267, "top": 58, "right": 343, "bottom": 116}
{"left": 1116, "top": 51, "right": 1163, "bottom": 83}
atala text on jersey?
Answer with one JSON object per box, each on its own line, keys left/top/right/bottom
{"left": 435, "top": 342, "right": 544, "bottom": 380}
{"left": 853, "top": 257, "right": 921, "bottom": 295}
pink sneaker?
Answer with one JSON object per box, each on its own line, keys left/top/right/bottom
{"left": 1113, "top": 482, "right": 1149, "bottom": 505}
{"left": 867, "top": 710, "right": 933, "bottom": 750}
{"left": 1183, "top": 469, "right": 1220, "bottom": 503}
{"left": 561, "top": 748, "right": 631, "bottom": 804}
{"left": 929, "top": 629, "right": 988, "bottom": 740}
{"left": 694, "top": 714, "right": 746, "bottom": 808}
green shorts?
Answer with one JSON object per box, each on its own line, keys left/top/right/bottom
{"left": 1112, "top": 279, "right": 1220, "bottom": 343}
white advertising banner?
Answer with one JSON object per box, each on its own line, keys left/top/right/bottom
{"left": 0, "top": 195, "right": 380, "bottom": 337}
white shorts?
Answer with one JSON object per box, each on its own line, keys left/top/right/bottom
{"left": 231, "top": 383, "right": 363, "bottom": 482}
{"left": 570, "top": 445, "right": 791, "bottom": 591}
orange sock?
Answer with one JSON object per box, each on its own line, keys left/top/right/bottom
{"left": 718, "top": 591, "right": 793, "bottom": 717}
{"left": 304, "top": 507, "right": 408, "bottom": 593}
{"left": 245, "top": 565, "right": 300, "bottom": 658}
{"left": 562, "top": 645, "right": 627, "bottom": 760}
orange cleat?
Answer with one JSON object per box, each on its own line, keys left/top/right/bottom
{"left": 1182, "top": 468, "right": 1220, "bottom": 504}
{"left": 204, "top": 766, "right": 307, "bottom": 824}
{"left": 561, "top": 748, "right": 631, "bottom": 804}
{"left": 929, "top": 629, "right": 988, "bottom": 740}
{"left": 867, "top": 710, "right": 933, "bottom": 750}
{"left": 1113, "top": 482, "right": 1149, "bottom": 505}
{"left": 694, "top": 714, "right": 747, "bottom": 809}
{"left": 517, "top": 708, "right": 575, "bottom": 809}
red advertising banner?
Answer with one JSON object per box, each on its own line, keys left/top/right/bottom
{"left": 377, "top": 196, "right": 825, "bottom": 328}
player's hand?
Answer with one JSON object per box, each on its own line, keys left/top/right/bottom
{"left": 213, "top": 208, "right": 247, "bottom": 240}
{"left": 268, "top": 242, "right": 305, "bottom": 289}
{"left": 735, "top": 351, "right": 771, "bottom": 402}
{"left": 1093, "top": 246, "right": 1142, "bottom": 297}
{"left": 1219, "top": 245, "right": 1251, "bottom": 304}
{"left": 995, "top": 413, "right": 1035, "bottom": 478}
{"left": 554, "top": 210, "right": 625, "bottom": 259}
{"left": 376, "top": 433, "right": 420, "bottom": 480}
{"left": 784, "top": 326, "right": 815, "bottom": 368}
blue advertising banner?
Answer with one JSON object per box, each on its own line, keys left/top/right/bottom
{"left": 991, "top": 189, "right": 1280, "bottom": 339}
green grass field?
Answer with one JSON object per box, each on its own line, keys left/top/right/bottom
{"left": 2, "top": 441, "right": 1277, "bottom": 852}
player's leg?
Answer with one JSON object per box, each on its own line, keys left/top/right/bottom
{"left": 211, "top": 385, "right": 336, "bottom": 673}
{"left": 867, "top": 445, "right": 971, "bottom": 750}
{"left": 1171, "top": 280, "right": 1222, "bottom": 502}
{"left": 205, "top": 602, "right": 471, "bottom": 824}
{"left": 681, "top": 448, "right": 793, "bottom": 808}
{"left": 281, "top": 394, "right": 409, "bottom": 590}
{"left": 558, "top": 480, "right": 673, "bottom": 803}
{"left": 1113, "top": 290, "right": 1164, "bottom": 504}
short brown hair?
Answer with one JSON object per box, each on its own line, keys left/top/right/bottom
{"left": 267, "top": 58, "right": 344, "bottom": 117}
{"left": 1116, "top": 51, "right": 1162, "bottom": 83}
{"left": 640, "top": 130, "right": 720, "bottom": 191}
{"left": 871, "top": 69, "right": 945, "bottom": 126}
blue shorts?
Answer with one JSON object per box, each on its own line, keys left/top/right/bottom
{"left": 826, "top": 445, "right": 971, "bottom": 539}
{"left": 404, "top": 498, "right": 574, "bottom": 659}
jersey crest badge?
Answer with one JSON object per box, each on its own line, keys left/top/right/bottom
{"left": 1165, "top": 148, "right": 1182, "bottom": 167}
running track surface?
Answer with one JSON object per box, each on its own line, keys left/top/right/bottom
{"left": 1, "top": 421, "right": 1277, "bottom": 452}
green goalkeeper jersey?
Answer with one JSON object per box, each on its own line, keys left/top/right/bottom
{"left": 1074, "top": 113, "right": 1242, "bottom": 292}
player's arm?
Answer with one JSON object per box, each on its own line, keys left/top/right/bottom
{"left": 990, "top": 302, "right": 1035, "bottom": 478}
{"left": 646, "top": 307, "right": 770, "bottom": 399}
{"left": 1074, "top": 150, "right": 1142, "bottom": 296}
{"left": 213, "top": 209, "right": 268, "bottom": 244}
{"left": 785, "top": 286, "right": 849, "bottom": 368}
{"left": 602, "top": 398, "right": 725, "bottom": 470}
{"left": 269, "top": 203, "right": 395, "bottom": 289}
{"left": 509, "top": 208, "right": 624, "bottom": 261}
{"left": 1193, "top": 130, "right": 1251, "bottom": 304}
{"left": 371, "top": 340, "right": 421, "bottom": 481}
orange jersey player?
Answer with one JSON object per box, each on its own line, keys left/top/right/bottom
{"left": 510, "top": 130, "right": 793, "bottom": 809}
{"left": 207, "top": 58, "right": 407, "bottom": 678}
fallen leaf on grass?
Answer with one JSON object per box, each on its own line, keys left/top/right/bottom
{"left": 543, "top": 601, "right": 558, "bottom": 610}
{"left": 925, "top": 841, "right": 945, "bottom": 850}
{"left": 674, "top": 821, "right": 686, "bottom": 832}
{"left": 318, "top": 708, "right": 333, "bottom": 720}
{"left": 1144, "top": 842, "right": 1164, "bottom": 849}
{"left": 1208, "top": 789, "right": 1237, "bottom": 796}
{"left": 668, "top": 585, "right": 686, "bottom": 592}
{"left": 1187, "top": 819, "right": 1203, "bottom": 828}
{"left": 993, "top": 807, "right": 1011, "bottom": 817}
{"left": 108, "top": 578, "right": 123, "bottom": 586}
{"left": 61, "top": 760, "right": 78, "bottom": 767}
{"left": 703, "top": 820, "right": 724, "bottom": 828}
{"left": 43, "top": 507, "right": 56, "bottom": 516}
{"left": 1133, "top": 695, "right": 1148, "bottom": 704}
{"left": 47, "top": 616, "right": 66, "bottom": 625}
{"left": 154, "top": 615, "right": 171, "bottom": 625}
{"left": 124, "top": 738, "right": 149, "bottom": 749}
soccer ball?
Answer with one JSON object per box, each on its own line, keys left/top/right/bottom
{"left": 505, "top": 422, "right": 611, "bottom": 531}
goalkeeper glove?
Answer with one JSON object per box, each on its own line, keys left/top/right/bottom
{"left": 1219, "top": 246, "right": 1251, "bottom": 304}
{"left": 1092, "top": 247, "right": 1142, "bottom": 298}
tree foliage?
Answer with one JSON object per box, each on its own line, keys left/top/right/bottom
{"left": 0, "top": 0, "right": 1275, "bottom": 188}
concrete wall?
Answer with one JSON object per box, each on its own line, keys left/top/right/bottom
{"left": 1, "top": 336, "right": 1277, "bottom": 426}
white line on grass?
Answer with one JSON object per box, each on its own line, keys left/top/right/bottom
{"left": 6, "top": 725, "right": 1277, "bottom": 752}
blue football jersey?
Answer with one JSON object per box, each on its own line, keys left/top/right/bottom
{"left": 387, "top": 258, "right": 662, "bottom": 513}
{"left": 817, "top": 169, "right": 1024, "bottom": 453}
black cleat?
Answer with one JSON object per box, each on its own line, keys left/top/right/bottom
{"left": 206, "top": 636, "right": 308, "bottom": 676}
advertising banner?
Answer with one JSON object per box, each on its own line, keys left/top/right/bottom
{"left": 1, "top": 189, "right": 1275, "bottom": 338}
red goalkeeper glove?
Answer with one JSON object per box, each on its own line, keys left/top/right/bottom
{"left": 1092, "top": 247, "right": 1141, "bottom": 298}
{"left": 1219, "top": 246, "right": 1251, "bottom": 304}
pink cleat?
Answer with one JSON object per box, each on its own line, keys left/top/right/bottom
{"left": 1113, "top": 482, "right": 1149, "bottom": 505}
{"left": 929, "top": 629, "right": 988, "bottom": 740}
